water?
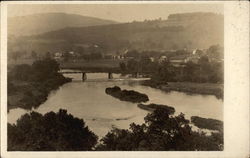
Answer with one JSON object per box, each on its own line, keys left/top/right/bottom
{"left": 8, "top": 72, "right": 223, "bottom": 138}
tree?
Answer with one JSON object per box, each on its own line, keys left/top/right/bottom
{"left": 126, "top": 59, "right": 139, "bottom": 72}
{"left": 9, "top": 64, "right": 32, "bottom": 81}
{"left": 151, "top": 60, "right": 176, "bottom": 83}
{"left": 183, "top": 61, "right": 197, "bottom": 81}
{"left": 63, "top": 52, "right": 71, "bottom": 62}
{"left": 97, "top": 107, "right": 223, "bottom": 151}
{"left": 207, "top": 44, "right": 223, "bottom": 59}
{"left": 31, "top": 58, "right": 60, "bottom": 82}
{"left": 45, "top": 51, "right": 52, "bottom": 59}
{"left": 8, "top": 109, "right": 98, "bottom": 151}
{"left": 119, "top": 62, "right": 127, "bottom": 72}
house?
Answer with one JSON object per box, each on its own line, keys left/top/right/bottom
{"left": 54, "top": 52, "right": 63, "bottom": 61}
{"left": 169, "top": 54, "right": 200, "bottom": 67}
{"left": 69, "top": 51, "right": 75, "bottom": 56}
{"left": 192, "top": 49, "right": 204, "bottom": 56}
{"left": 169, "top": 55, "right": 188, "bottom": 67}
{"left": 187, "top": 55, "right": 200, "bottom": 64}
{"left": 158, "top": 56, "right": 167, "bottom": 63}
{"left": 149, "top": 57, "right": 155, "bottom": 62}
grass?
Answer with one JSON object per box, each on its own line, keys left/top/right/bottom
{"left": 143, "top": 81, "right": 223, "bottom": 99}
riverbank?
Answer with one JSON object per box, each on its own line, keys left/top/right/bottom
{"left": 8, "top": 76, "right": 71, "bottom": 112}
{"left": 8, "top": 59, "right": 72, "bottom": 111}
{"left": 142, "top": 81, "right": 223, "bottom": 99}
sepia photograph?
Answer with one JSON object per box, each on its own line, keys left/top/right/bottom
{"left": 0, "top": 1, "right": 249, "bottom": 157}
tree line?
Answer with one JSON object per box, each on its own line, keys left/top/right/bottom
{"left": 8, "top": 58, "right": 71, "bottom": 110}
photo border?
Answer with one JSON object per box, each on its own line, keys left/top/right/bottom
{"left": 1, "top": 1, "right": 249, "bottom": 158}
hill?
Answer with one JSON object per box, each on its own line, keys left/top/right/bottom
{"left": 8, "top": 12, "right": 223, "bottom": 56}
{"left": 8, "top": 12, "right": 118, "bottom": 37}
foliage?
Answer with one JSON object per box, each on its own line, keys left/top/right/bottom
{"left": 8, "top": 109, "right": 98, "bottom": 151}
{"left": 8, "top": 58, "right": 71, "bottom": 110}
{"left": 9, "top": 58, "right": 60, "bottom": 82}
{"left": 149, "top": 56, "right": 223, "bottom": 84}
{"left": 119, "top": 62, "right": 126, "bottom": 71}
{"left": 97, "top": 108, "right": 223, "bottom": 151}
{"left": 31, "top": 58, "right": 60, "bottom": 82}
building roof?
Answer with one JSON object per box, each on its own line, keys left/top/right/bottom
{"left": 170, "top": 55, "right": 189, "bottom": 60}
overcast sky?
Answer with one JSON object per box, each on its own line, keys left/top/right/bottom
{"left": 8, "top": 3, "right": 223, "bottom": 23}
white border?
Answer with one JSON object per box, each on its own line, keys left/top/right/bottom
{"left": 1, "top": 1, "right": 249, "bottom": 158}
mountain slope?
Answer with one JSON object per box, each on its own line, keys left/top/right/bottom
{"left": 8, "top": 12, "right": 118, "bottom": 36}
{"left": 9, "top": 12, "right": 223, "bottom": 55}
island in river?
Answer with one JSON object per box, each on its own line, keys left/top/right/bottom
{"left": 137, "top": 103, "right": 175, "bottom": 114}
{"left": 105, "top": 86, "right": 149, "bottom": 103}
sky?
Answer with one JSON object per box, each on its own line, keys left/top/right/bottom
{"left": 8, "top": 3, "right": 223, "bottom": 23}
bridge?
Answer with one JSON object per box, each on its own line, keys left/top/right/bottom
{"left": 59, "top": 71, "right": 120, "bottom": 81}
{"left": 59, "top": 70, "right": 144, "bottom": 81}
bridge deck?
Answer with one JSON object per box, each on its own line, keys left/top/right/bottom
{"left": 59, "top": 71, "right": 85, "bottom": 74}
{"left": 59, "top": 71, "right": 154, "bottom": 74}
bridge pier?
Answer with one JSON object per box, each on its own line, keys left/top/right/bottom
{"left": 108, "top": 72, "right": 113, "bottom": 79}
{"left": 132, "top": 72, "right": 139, "bottom": 78}
{"left": 82, "top": 72, "right": 87, "bottom": 81}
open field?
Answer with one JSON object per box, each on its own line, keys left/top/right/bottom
{"left": 143, "top": 81, "right": 223, "bottom": 99}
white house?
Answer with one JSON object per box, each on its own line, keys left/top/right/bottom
{"left": 54, "top": 52, "right": 63, "bottom": 61}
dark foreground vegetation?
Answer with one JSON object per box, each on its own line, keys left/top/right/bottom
{"left": 8, "top": 109, "right": 98, "bottom": 151}
{"left": 105, "top": 86, "right": 149, "bottom": 103}
{"left": 8, "top": 58, "right": 71, "bottom": 111}
{"left": 8, "top": 108, "right": 223, "bottom": 151}
{"left": 191, "top": 116, "right": 223, "bottom": 132}
{"left": 97, "top": 107, "right": 223, "bottom": 151}
{"left": 137, "top": 103, "right": 175, "bottom": 114}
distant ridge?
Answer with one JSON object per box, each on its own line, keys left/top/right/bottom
{"left": 8, "top": 12, "right": 118, "bottom": 36}
{"left": 8, "top": 12, "right": 223, "bottom": 55}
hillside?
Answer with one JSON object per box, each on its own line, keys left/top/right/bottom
{"left": 8, "top": 12, "right": 223, "bottom": 56}
{"left": 8, "top": 12, "right": 118, "bottom": 36}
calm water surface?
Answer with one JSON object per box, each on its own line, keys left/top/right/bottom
{"left": 8, "top": 72, "right": 223, "bottom": 138}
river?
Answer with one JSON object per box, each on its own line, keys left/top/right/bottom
{"left": 8, "top": 72, "right": 223, "bottom": 138}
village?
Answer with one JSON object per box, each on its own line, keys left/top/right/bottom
{"left": 50, "top": 44, "right": 223, "bottom": 69}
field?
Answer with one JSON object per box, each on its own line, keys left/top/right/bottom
{"left": 143, "top": 81, "right": 223, "bottom": 99}
{"left": 160, "top": 82, "right": 223, "bottom": 99}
